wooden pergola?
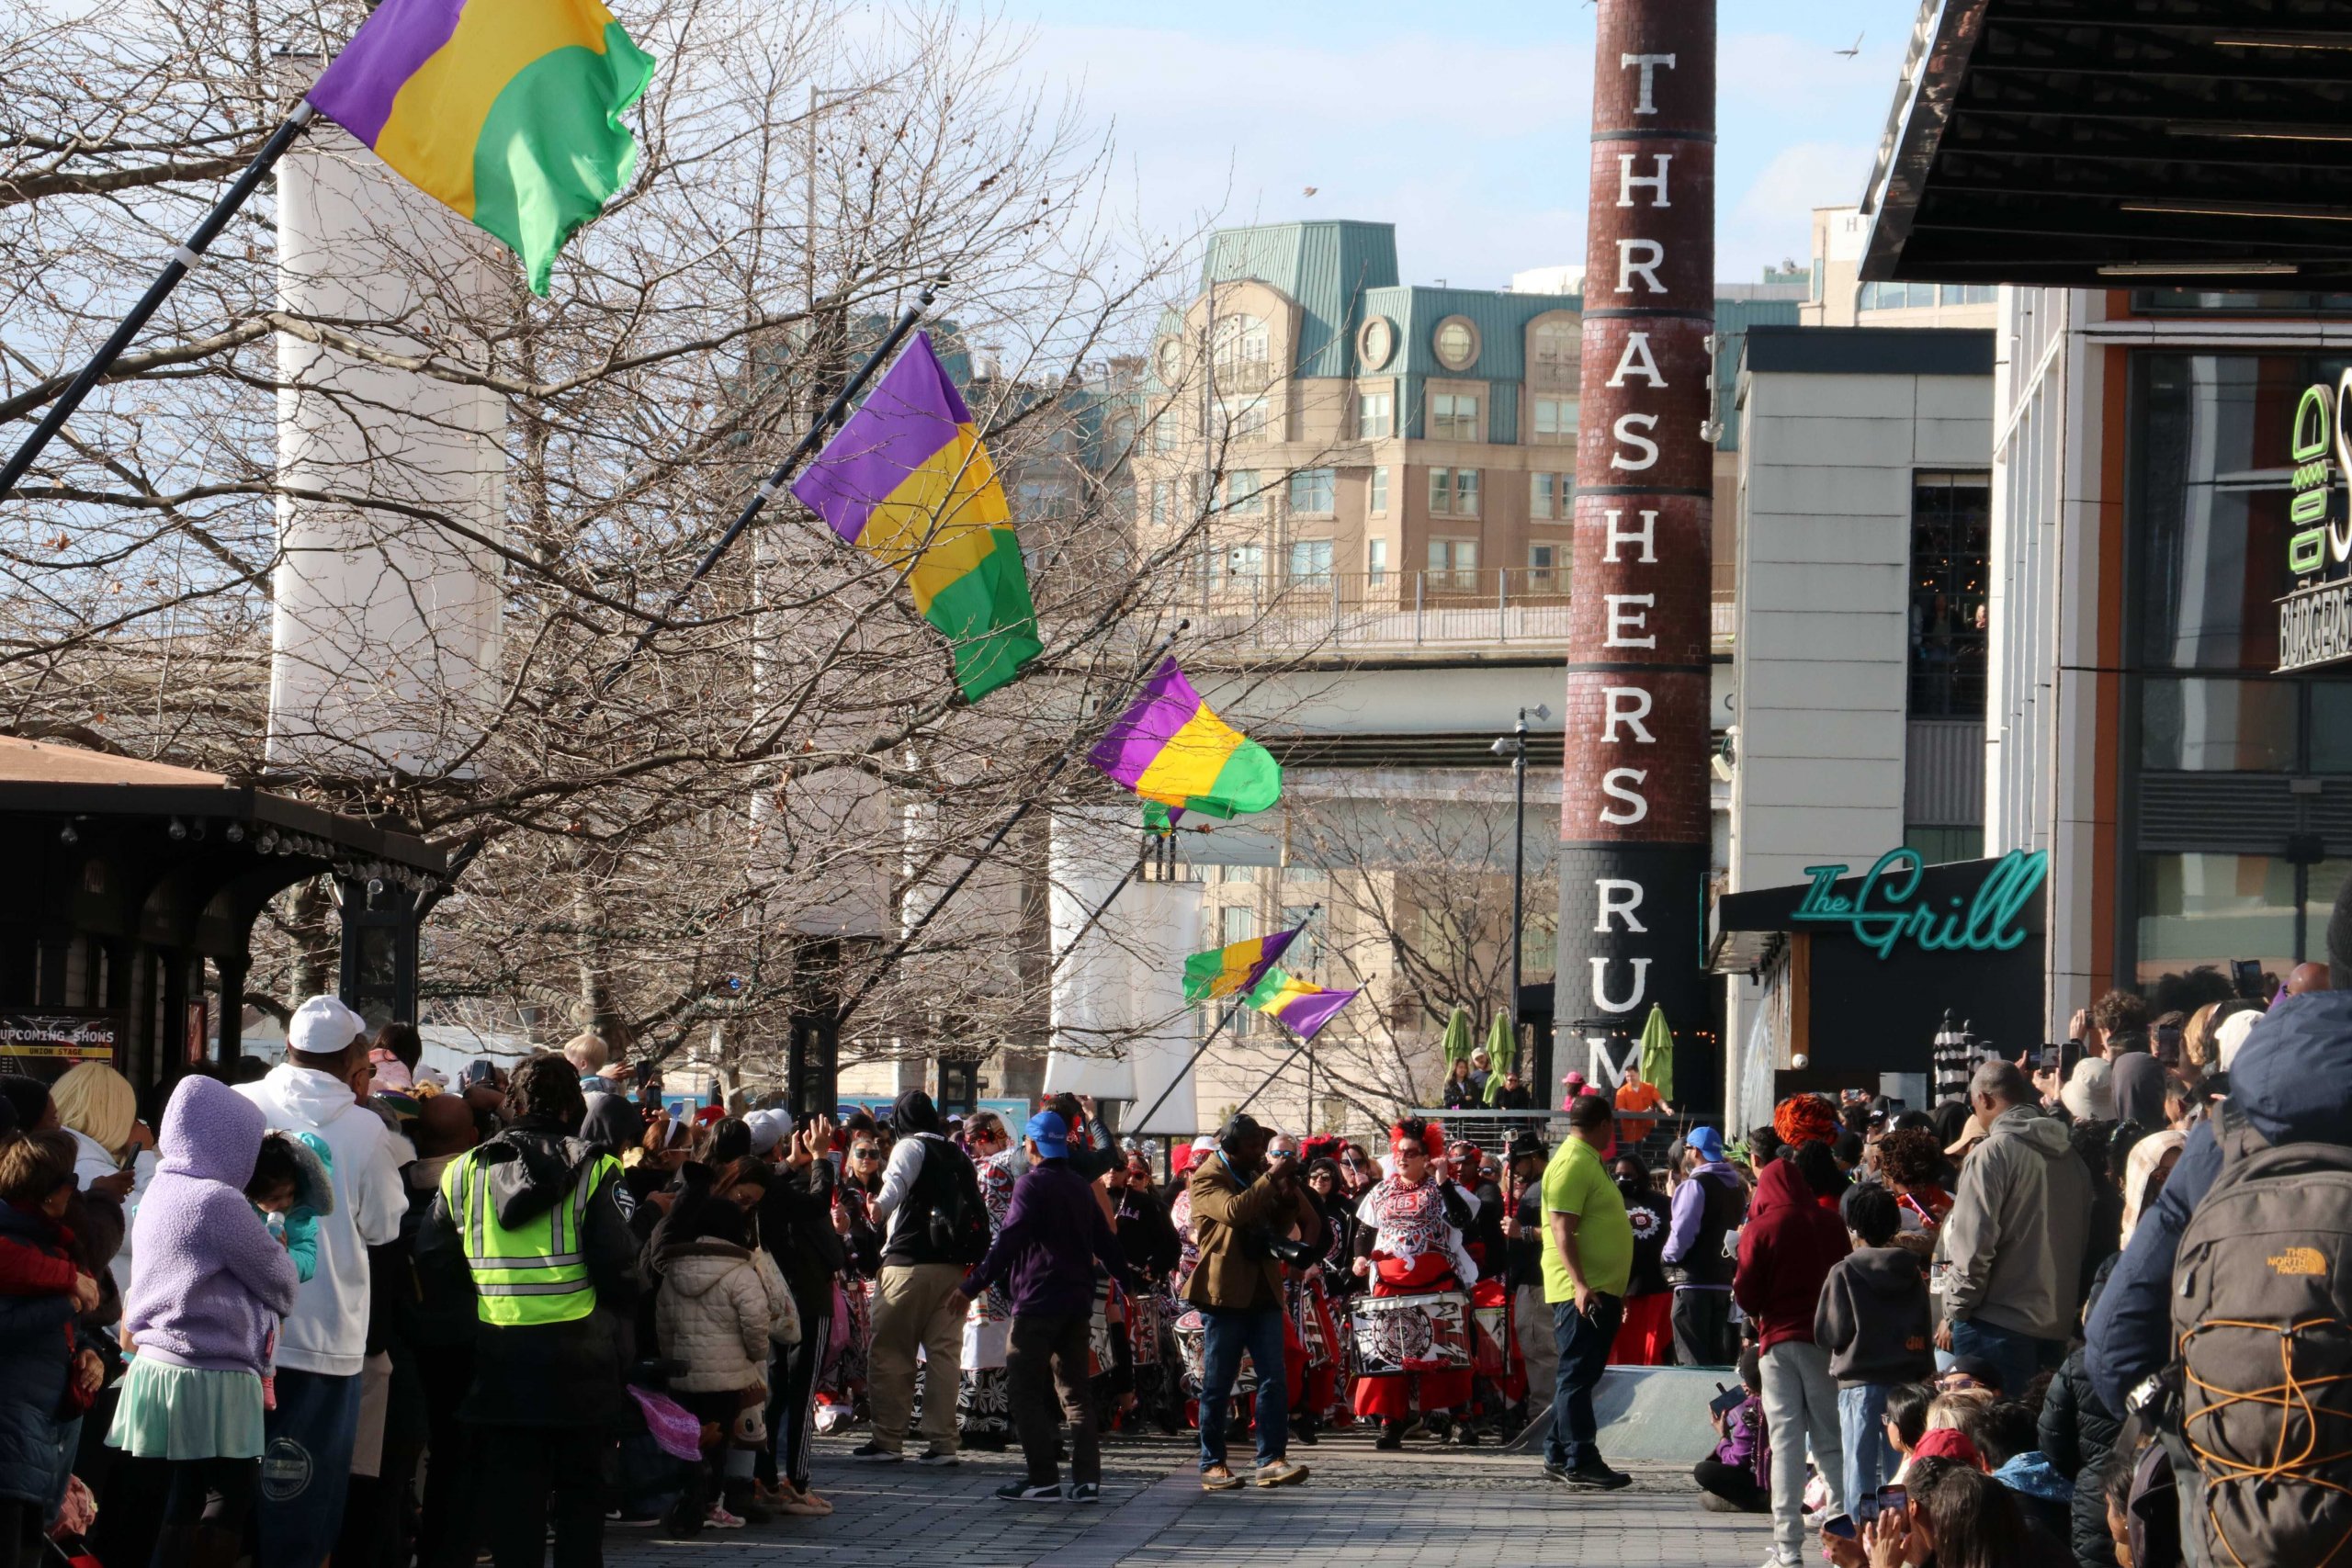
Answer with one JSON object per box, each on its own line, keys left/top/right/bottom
{"left": 0, "top": 736, "right": 446, "bottom": 1089}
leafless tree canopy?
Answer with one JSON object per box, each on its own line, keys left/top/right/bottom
{"left": 0, "top": 0, "right": 1314, "bottom": 1073}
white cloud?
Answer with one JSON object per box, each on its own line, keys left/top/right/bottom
{"left": 1720, "top": 141, "right": 1877, "bottom": 279}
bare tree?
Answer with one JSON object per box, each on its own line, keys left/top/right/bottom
{"left": 0, "top": 0, "right": 1345, "bottom": 1082}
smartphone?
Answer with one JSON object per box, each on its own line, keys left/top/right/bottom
{"left": 1707, "top": 1382, "right": 1746, "bottom": 1419}
{"left": 1876, "top": 1483, "right": 1907, "bottom": 1517}
{"left": 1855, "top": 1491, "right": 1880, "bottom": 1527}
{"left": 1822, "top": 1515, "right": 1857, "bottom": 1540}
{"left": 2232, "top": 958, "right": 2265, "bottom": 1000}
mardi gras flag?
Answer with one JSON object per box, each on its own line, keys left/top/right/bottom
{"left": 793, "top": 333, "right": 1043, "bottom": 700}
{"left": 1089, "top": 659, "right": 1280, "bottom": 819}
{"left": 306, "top": 0, "right": 655, "bottom": 295}
{"left": 1245, "top": 967, "right": 1357, "bottom": 1043}
{"left": 1182, "top": 927, "right": 1297, "bottom": 1005}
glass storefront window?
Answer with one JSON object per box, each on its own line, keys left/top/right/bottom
{"left": 2140, "top": 678, "right": 2300, "bottom": 772}
{"left": 2135, "top": 852, "right": 2294, "bottom": 1000}
{"left": 2312, "top": 686, "right": 2352, "bottom": 775}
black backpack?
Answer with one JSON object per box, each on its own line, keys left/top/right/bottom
{"left": 914, "top": 1137, "right": 991, "bottom": 1266}
{"left": 2169, "top": 1109, "right": 2352, "bottom": 1567}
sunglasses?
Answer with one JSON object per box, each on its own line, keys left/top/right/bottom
{"left": 851, "top": 1148, "right": 881, "bottom": 1160}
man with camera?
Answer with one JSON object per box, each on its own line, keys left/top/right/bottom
{"left": 1182, "top": 1112, "right": 1317, "bottom": 1492}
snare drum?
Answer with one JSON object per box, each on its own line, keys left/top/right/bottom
{"left": 1173, "top": 1309, "right": 1259, "bottom": 1394}
{"left": 1349, "top": 1291, "right": 1474, "bottom": 1376}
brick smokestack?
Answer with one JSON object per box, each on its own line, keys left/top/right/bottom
{"left": 1554, "top": 3, "right": 1715, "bottom": 1100}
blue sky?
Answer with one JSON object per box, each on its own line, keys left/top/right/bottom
{"left": 1012, "top": 0, "right": 1907, "bottom": 288}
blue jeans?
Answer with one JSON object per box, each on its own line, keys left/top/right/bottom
{"left": 1196, "top": 1304, "right": 1288, "bottom": 1472}
{"left": 258, "top": 1368, "right": 361, "bottom": 1568}
{"left": 1838, "top": 1383, "right": 1899, "bottom": 1514}
{"left": 1940, "top": 1317, "right": 2052, "bottom": 1401}
{"left": 1544, "top": 1293, "right": 1622, "bottom": 1471}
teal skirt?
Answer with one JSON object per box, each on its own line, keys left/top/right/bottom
{"left": 106, "top": 1356, "right": 266, "bottom": 1461}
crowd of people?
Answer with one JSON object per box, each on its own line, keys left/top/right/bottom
{"left": 1651, "top": 973, "right": 2348, "bottom": 1568}
{"left": 0, "top": 925, "right": 2345, "bottom": 1568}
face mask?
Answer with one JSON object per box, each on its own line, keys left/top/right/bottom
{"left": 1615, "top": 1176, "right": 1647, "bottom": 1203}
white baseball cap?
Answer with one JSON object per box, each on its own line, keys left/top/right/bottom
{"left": 2216, "top": 1008, "right": 2264, "bottom": 1073}
{"left": 746, "top": 1110, "right": 790, "bottom": 1156}
{"left": 287, "top": 995, "right": 368, "bottom": 1057}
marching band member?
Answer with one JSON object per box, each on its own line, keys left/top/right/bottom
{"left": 1351, "top": 1121, "right": 1478, "bottom": 1449}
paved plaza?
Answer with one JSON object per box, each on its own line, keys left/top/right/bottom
{"left": 605, "top": 1432, "right": 1772, "bottom": 1568}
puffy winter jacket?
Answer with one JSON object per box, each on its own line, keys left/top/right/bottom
{"left": 0, "top": 1202, "right": 78, "bottom": 1508}
{"left": 2088, "top": 989, "right": 2352, "bottom": 1414}
{"left": 1932, "top": 1104, "right": 2093, "bottom": 1342}
{"left": 657, "top": 1239, "right": 790, "bottom": 1393}
{"left": 2041, "top": 1346, "right": 2124, "bottom": 1568}
{"left": 1732, "top": 1159, "right": 1849, "bottom": 1350}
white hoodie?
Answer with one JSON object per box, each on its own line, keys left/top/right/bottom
{"left": 236, "top": 1064, "right": 407, "bottom": 1376}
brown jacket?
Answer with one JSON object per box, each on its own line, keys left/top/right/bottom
{"left": 1182, "top": 1150, "right": 1317, "bottom": 1311}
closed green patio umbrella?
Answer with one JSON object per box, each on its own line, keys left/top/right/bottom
{"left": 1637, "top": 1002, "right": 1676, "bottom": 1102}
{"left": 1440, "top": 1004, "right": 1476, "bottom": 1067}
{"left": 1482, "top": 1010, "right": 1516, "bottom": 1103}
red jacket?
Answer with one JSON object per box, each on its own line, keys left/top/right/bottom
{"left": 1733, "top": 1160, "right": 1850, "bottom": 1350}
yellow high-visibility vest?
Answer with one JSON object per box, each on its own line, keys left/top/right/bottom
{"left": 439, "top": 1148, "right": 619, "bottom": 1326}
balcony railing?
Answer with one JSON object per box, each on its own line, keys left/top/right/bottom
{"left": 1189, "top": 569, "right": 1572, "bottom": 651}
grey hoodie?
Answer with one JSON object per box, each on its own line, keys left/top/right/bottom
{"left": 1932, "top": 1105, "right": 2093, "bottom": 1341}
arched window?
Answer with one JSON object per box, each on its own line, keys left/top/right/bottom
{"left": 1211, "top": 313, "right": 1270, "bottom": 379}
{"left": 1529, "top": 315, "right": 1580, "bottom": 387}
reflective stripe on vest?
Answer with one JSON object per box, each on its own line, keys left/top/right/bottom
{"left": 440, "top": 1149, "right": 616, "bottom": 1326}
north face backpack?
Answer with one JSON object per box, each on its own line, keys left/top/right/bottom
{"left": 2169, "top": 1109, "right": 2352, "bottom": 1568}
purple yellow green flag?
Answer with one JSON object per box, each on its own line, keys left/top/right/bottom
{"left": 1089, "top": 659, "right": 1280, "bottom": 819}
{"left": 1182, "top": 927, "right": 1297, "bottom": 1005}
{"left": 1243, "top": 968, "right": 1357, "bottom": 1043}
{"left": 306, "top": 0, "right": 655, "bottom": 296}
{"left": 792, "top": 333, "right": 1043, "bottom": 700}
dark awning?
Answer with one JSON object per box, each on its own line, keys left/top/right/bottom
{"left": 1862, "top": 1, "right": 2352, "bottom": 288}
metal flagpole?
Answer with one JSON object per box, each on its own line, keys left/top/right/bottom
{"left": 1042, "top": 842, "right": 1152, "bottom": 982}
{"left": 1130, "top": 997, "right": 1245, "bottom": 1135}
{"left": 0, "top": 104, "right": 319, "bottom": 502}
{"left": 1128, "top": 902, "right": 1320, "bottom": 1133}
{"left": 832, "top": 622, "right": 1190, "bottom": 1030}
{"left": 1232, "top": 1043, "right": 1306, "bottom": 1118}
{"left": 594, "top": 281, "right": 940, "bottom": 694}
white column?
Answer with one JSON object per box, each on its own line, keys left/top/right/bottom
{"left": 269, "top": 128, "right": 504, "bottom": 774}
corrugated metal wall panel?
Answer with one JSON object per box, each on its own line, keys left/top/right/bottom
{"left": 1905, "top": 718, "right": 1985, "bottom": 826}
{"left": 2137, "top": 773, "right": 2304, "bottom": 853}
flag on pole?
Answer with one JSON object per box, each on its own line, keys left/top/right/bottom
{"left": 793, "top": 333, "right": 1043, "bottom": 700}
{"left": 1089, "top": 659, "right": 1281, "bottom": 819}
{"left": 1182, "top": 927, "right": 1298, "bottom": 1004}
{"left": 306, "top": 0, "right": 655, "bottom": 295}
{"left": 1244, "top": 968, "right": 1357, "bottom": 1043}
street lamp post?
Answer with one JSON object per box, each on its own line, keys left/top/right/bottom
{"left": 1491, "top": 703, "right": 1549, "bottom": 1080}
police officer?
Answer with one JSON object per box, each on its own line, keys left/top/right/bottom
{"left": 418, "top": 1055, "right": 642, "bottom": 1568}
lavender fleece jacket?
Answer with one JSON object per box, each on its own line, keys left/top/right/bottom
{"left": 123, "top": 1076, "right": 300, "bottom": 1375}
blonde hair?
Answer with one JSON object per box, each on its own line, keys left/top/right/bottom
{"left": 2182, "top": 1002, "right": 2222, "bottom": 1070}
{"left": 51, "top": 1062, "right": 136, "bottom": 1157}
{"left": 560, "top": 1032, "right": 609, "bottom": 1073}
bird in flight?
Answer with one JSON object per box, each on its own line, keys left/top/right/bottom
{"left": 1836, "top": 31, "right": 1864, "bottom": 57}
{"left": 1303, "top": 186, "right": 1318, "bottom": 197}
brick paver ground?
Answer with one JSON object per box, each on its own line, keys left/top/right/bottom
{"left": 604, "top": 1429, "right": 1773, "bottom": 1568}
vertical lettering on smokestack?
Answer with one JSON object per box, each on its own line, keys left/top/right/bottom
{"left": 1555, "top": 3, "right": 1714, "bottom": 1089}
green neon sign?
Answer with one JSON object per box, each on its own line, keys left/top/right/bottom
{"left": 1791, "top": 848, "right": 2047, "bottom": 961}
{"left": 2289, "top": 373, "right": 2352, "bottom": 581}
